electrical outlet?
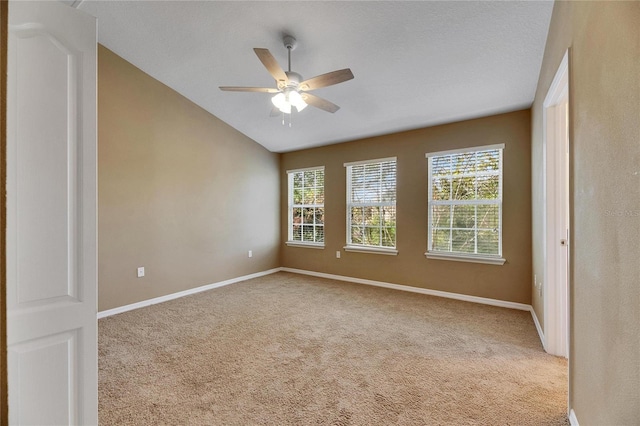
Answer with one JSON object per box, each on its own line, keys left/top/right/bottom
{"left": 248, "top": 250, "right": 252, "bottom": 258}
{"left": 336, "top": 251, "right": 341, "bottom": 259}
{"left": 137, "top": 267, "right": 145, "bottom": 278}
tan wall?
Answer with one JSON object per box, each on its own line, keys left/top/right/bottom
{"left": 531, "top": 1, "right": 640, "bottom": 423}
{"left": 98, "top": 45, "right": 280, "bottom": 311}
{"left": 281, "top": 110, "right": 532, "bottom": 304}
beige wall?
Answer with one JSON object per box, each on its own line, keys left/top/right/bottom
{"left": 98, "top": 45, "right": 280, "bottom": 311}
{"left": 281, "top": 110, "right": 532, "bottom": 304}
{"left": 531, "top": 1, "right": 640, "bottom": 423}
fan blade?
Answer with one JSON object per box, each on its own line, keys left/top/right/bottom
{"left": 219, "top": 86, "right": 280, "bottom": 93}
{"left": 302, "top": 93, "right": 340, "bottom": 113}
{"left": 254, "top": 48, "right": 288, "bottom": 84}
{"left": 299, "top": 69, "right": 354, "bottom": 91}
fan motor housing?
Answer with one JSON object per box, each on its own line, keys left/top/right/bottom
{"left": 285, "top": 71, "right": 302, "bottom": 85}
{"left": 278, "top": 71, "right": 302, "bottom": 90}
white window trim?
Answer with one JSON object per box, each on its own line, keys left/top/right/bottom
{"left": 425, "top": 143, "right": 505, "bottom": 158}
{"left": 286, "top": 165, "right": 325, "bottom": 174}
{"left": 286, "top": 241, "right": 325, "bottom": 249}
{"left": 425, "top": 251, "right": 506, "bottom": 265}
{"left": 287, "top": 166, "right": 325, "bottom": 247}
{"left": 344, "top": 157, "right": 397, "bottom": 253}
{"left": 343, "top": 156, "right": 397, "bottom": 167}
{"left": 344, "top": 245, "right": 398, "bottom": 256}
{"left": 426, "top": 145, "right": 505, "bottom": 263}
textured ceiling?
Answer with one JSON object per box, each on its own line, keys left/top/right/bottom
{"left": 78, "top": 1, "right": 553, "bottom": 153}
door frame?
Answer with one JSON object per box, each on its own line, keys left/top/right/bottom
{"left": 1, "top": 0, "right": 8, "bottom": 422}
{"left": 542, "top": 50, "right": 570, "bottom": 358}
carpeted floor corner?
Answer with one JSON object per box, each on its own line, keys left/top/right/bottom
{"left": 99, "top": 272, "right": 568, "bottom": 425}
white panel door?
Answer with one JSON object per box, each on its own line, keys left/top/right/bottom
{"left": 7, "top": 1, "right": 97, "bottom": 424}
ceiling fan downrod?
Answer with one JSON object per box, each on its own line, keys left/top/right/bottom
{"left": 283, "top": 35, "right": 296, "bottom": 73}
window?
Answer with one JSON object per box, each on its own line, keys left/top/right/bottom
{"left": 345, "top": 158, "right": 397, "bottom": 255}
{"left": 287, "top": 167, "right": 325, "bottom": 247}
{"left": 426, "top": 144, "right": 505, "bottom": 265}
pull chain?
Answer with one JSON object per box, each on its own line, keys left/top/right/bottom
{"left": 280, "top": 111, "right": 293, "bottom": 128}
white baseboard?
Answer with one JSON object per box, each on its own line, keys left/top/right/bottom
{"left": 530, "top": 306, "right": 546, "bottom": 350}
{"left": 97, "top": 268, "right": 282, "bottom": 319}
{"left": 101, "top": 266, "right": 539, "bottom": 333}
{"left": 569, "top": 409, "right": 579, "bottom": 426}
{"left": 281, "top": 267, "right": 531, "bottom": 311}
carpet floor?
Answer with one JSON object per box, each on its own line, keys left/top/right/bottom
{"left": 99, "top": 272, "right": 568, "bottom": 425}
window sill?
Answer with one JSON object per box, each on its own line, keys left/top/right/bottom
{"left": 425, "top": 252, "right": 506, "bottom": 265}
{"left": 344, "top": 245, "right": 398, "bottom": 256}
{"left": 285, "top": 241, "right": 325, "bottom": 249}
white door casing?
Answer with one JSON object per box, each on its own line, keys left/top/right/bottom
{"left": 7, "top": 1, "right": 97, "bottom": 424}
{"left": 543, "top": 50, "right": 570, "bottom": 359}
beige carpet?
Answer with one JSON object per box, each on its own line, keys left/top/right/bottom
{"left": 99, "top": 272, "right": 568, "bottom": 425}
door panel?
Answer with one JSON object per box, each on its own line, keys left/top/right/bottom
{"left": 9, "top": 330, "right": 78, "bottom": 425}
{"left": 13, "top": 30, "right": 77, "bottom": 306}
{"left": 7, "top": 1, "right": 97, "bottom": 424}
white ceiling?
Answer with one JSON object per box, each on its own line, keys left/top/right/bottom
{"left": 78, "top": 1, "right": 553, "bottom": 153}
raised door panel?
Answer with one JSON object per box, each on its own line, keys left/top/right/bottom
{"left": 13, "top": 30, "right": 79, "bottom": 307}
{"left": 8, "top": 331, "right": 78, "bottom": 425}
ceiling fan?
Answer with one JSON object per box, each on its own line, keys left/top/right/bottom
{"left": 219, "top": 35, "right": 354, "bottom": 116}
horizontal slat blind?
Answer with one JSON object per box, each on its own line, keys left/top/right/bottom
{"left": 288, "top": 167, "right": 324, "bottom": 244}
{"left": 347, "top": 159, "right": 397, "bottom": 248}
{"left": 428, "top": 148, "right": 502, "bottom": 256}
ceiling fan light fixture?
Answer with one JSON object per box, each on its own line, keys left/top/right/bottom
{"left": 271, "top": 92, "right": 291, "bottom": 114}
{"left": 289, "top": 90, "right": 307, "bottom": 112}
{"left": 271, "top": 90, "right": 307, "bottom": 114}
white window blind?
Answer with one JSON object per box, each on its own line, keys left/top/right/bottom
{"left": 287, "top": 167, "right": 325, "bottom": 245}
{"left": 427, "top": 145, "right": 503, "bottom": 257}
{"left": 345, "top": 158, "right": 397, "bottom": 249}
